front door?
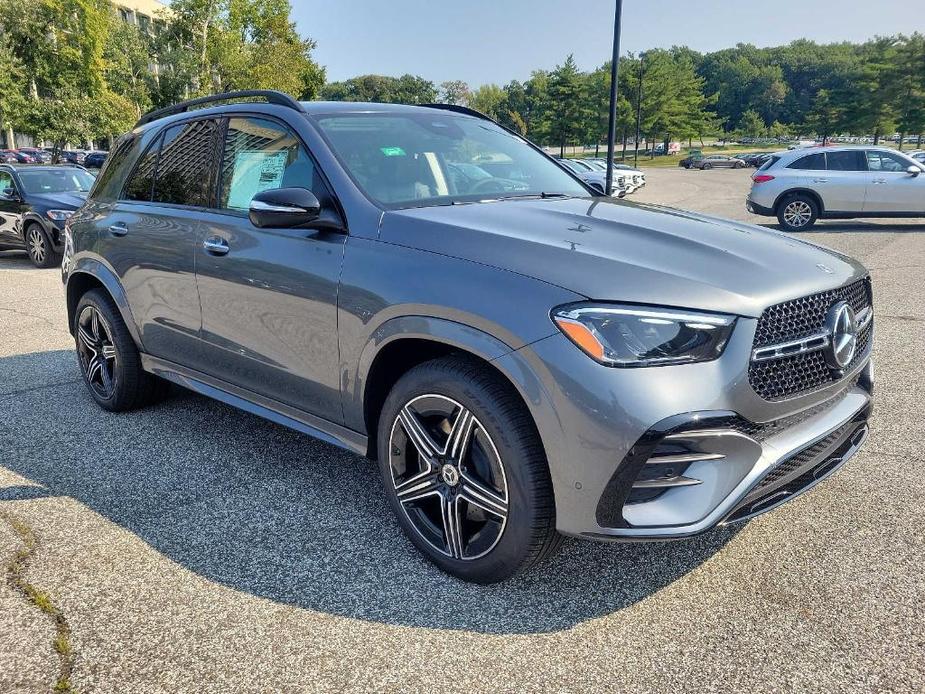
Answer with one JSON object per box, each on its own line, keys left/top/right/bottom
{"left": 0, "top": 171, "right": 25, "bottom": 246}
{"left": 862, "top": 150, "right": 925, "bottom": 214}
{"left": 194, "top": 116, "right": 346, "bottom": 423}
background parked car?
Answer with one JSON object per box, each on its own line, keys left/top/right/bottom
{"left": 558, "top": 158, "right": 626, "bottom": 196}
{"left": 8, "top": 150, "right": 36, "bottom": 163}
{"left": 58, "top": 150, "right": 86, "bottom": 164}
{"left": 18, "top": 147, "right": 51, "bottom": 163}
{"left": 746, "top": 146, "right": 925, "bottom": 231}
{"left": 678, "top": 151, "right": 703, "bottom": 168}
{"left": 0, "top": 150, "right": 18, "bottom": 163}
{"left": 82, "top": 150, "right": 109, "bottom": 168}
{"left": 691, "top": 154, "right": 747, "bottom": 170}
{"left": 0, "top": 164, "right": 95, "bottom": 267}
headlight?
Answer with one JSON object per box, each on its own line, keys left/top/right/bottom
{"left": 46, "top": 209, "right": 74, "bottom": 221}
{"left": 552, "top": 304, "right": 736, "bottom": 367}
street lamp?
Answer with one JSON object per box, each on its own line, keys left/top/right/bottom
{"left": 604, "top": 0, "right": 623, "bottom": 196}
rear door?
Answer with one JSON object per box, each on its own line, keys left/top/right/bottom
{"left": 96, "top": 118, "right": 219, "bottom": 368}
{"left": 193, "top": 115, "right": 346, "bottom": 423}
{"left": 820, "top": 150, "right": 869, "bottom": 212}
{"left": 863, "top": 150, "right": 925, "bottom": 213}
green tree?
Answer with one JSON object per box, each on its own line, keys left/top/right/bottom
{"left": 469, "top": 84, "right": 506, "bottom": 119}
{"left": 320, "top": 74, "right": 436, "bottom": 103}
{"left": 439, "top": 80, "right": 470, "bottom": 106}
{"left": 547, "top": 55, "right": 587, "bottom": 156}
{"left": 738, "top": 109, "right": 766, "bottom": 137}
{"left": 890, "top": 34, "right": 925, "bottom": 148}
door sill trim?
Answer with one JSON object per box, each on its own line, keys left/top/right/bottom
{"left": 140, "top": 354, "right": 368, "bottom": 455}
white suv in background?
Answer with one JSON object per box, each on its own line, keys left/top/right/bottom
{"left": 746, "top": 146, "right": 925, "bottom": 231}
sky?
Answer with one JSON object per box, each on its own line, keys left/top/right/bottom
{"left": 294, "top": 0, "right": 923, "bottom": 87}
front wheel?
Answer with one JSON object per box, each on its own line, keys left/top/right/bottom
{"left": 377, "top": 356, "right": 561, "bottom": 583}
{"left": 702, "top": 163, "right": 712, "bottom": 170}
{"left": 25, "top": 224, "right": 61, "bottom": 268}
{"left": 777, "top": 194, "right": 818, "bottom": 231}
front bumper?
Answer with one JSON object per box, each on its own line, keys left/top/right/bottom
{"left": 500, "top": 314, "right": 873, "bottom": 540}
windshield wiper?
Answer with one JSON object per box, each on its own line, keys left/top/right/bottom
{"left": 496, "top": 192, "right": 574, "bottom": 201}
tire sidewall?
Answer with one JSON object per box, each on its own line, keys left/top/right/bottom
{"left": 777, "top": 194, "right": 818, "bottom": 231}
{"left": 377, "top": 363, "right": 548, "bottom": 583}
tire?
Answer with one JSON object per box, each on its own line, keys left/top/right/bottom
{"left": 776, "top": 193, "right": 819, "bottom": 231}
{"left": 734, "top": 161, "right": 745, "bottom": 169}
{"left": 73, "top": 289, "right": 170, "bottom": 412}
{"left": 702, "top": 163, "right": 712, "bottom": 170}
{"left": 25, "top": 223, "right": 62, "bottom": 269}
{"left": 377, "top": 355, "right": 561, "bottom": 583}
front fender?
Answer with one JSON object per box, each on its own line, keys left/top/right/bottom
{"left": 65, "top": 256, "right": 142, "bottom": 347}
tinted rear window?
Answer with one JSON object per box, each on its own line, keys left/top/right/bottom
{"left": 758, "top": 156, "right": 780, "bottom": 171}
{"left": 826, "top": 151, "right": 866, "bottom": 171}
{"left": 91, "top": 135, "right": 137, "bottom": 201}
{"left": 787, "top": 153, "right": 825, "bottom": 170}
{"left": 153, "top": 119, "right": 221, "bottom": 206}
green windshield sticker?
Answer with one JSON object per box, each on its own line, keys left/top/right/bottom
{"left": 380, "top": 146, "right": 406, "bottom": 157}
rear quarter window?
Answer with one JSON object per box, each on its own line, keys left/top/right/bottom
{"left": 787, "top": 153, "right": 825, "bottom": 170}
{"left": 89, "top": 135, "right": 137, "bottom": 201}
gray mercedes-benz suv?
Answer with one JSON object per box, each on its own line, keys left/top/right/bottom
{"left": 63, "top": 91, "right": 873, "bottom": 583}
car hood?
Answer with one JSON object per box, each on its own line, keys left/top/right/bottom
{"left": 28, "top": 191, "right": 87, "bottom": 210}
{"left": 381, "top": 196, "right": 867, "bottom": 318}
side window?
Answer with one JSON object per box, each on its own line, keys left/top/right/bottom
{"left": 94, "top": 135, "right": 138, "bottom": 201}
{"left": 866, "top": 150, "right": 909, "bottom": 173}
{"left": 826, "top": 151, "right": 866, "bottom": 172}
{"left": 153, "top": 119, "right": 221, "bottom": 206}
{"left": 0, "top": 171, "right": 14, "bottom": 194}
{"left": 123, "top": 134, "right": 161, "bottom": 202}
{"left": 219, "top": 117, "right": 316, "bottom": 211}
{"left": 787, "top": 153, "right": 825, "bottom": 170}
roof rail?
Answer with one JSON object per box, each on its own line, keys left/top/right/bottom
{"left": 135, "top": 89, "right": 304, "bottom": 128}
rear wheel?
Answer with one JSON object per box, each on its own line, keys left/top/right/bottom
{"left": 777, "top": 193, "right": 818, "bottom": 231}
{"left": 377, "top": 356, "right": 561, "bottom": 583}
{"left": 74, "top": 289, "right": 169, "bottom": 411}
{"left": 25, "top": 224, "right": 61, "bottom": 268}
{"left": 702, "top": 163, "right": 712, "bottom": 170}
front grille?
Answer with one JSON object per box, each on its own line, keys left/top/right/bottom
{"left": 749, "top": 278, "right": 872, "bottom": 400}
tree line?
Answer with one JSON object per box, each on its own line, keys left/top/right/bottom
{"left": 0, "top": 2, "right": 922, "bottom": 155}
{"left": 323, "top": 35, "right": 925, "bottom": 153}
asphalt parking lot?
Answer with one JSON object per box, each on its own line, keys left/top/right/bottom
{"left": 2, "top": 167, "right": 924, "bottom": 693}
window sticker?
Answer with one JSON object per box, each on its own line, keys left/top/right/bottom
{"left": 380, "top": 146, "right": 406, "bottom": 157}
{"left": 226, "top": 150, "right": 288, "bottom": 209}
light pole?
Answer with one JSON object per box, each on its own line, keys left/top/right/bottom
{"left": 634, "top": 51, "right": 645, "bottom": 168}
{"left": 604, "top": 0, "right": 623, "bottom": 196}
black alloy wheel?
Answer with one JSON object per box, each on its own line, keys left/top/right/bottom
{"left": 388, "top": 393, "right": 510, "bottom": 561}
{"left": 75, "top": 304, "right": 117, "bottom": 400}
{"left": 378, "top": 356, "right": 561, "bottom": 583}
{"left": 73, "top": 289, "right": 169, "bottom": 411}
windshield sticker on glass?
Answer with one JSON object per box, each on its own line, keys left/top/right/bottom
{"left": 227, "top": 151, "right": 288, "bottom": 209}
{"left": 380, "top": 146, "right": 406, "bottom": 157}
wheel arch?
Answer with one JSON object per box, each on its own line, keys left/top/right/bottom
{"left": 353, "top": 316, "right": 558, "bottom": 465}
{"left": 65, "top": 260, "right": 142, "bottom": 347}
{"left": 774, "top": 188, "right": 825, "bottom": 215}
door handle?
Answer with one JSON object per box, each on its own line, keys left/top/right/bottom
{"left": 873, "top": 178, "right": 887, "bottom": 184}
{"left": 202, "top": 236, "right": 229, "bottom": 256}
{"left": 812, "top": 178, "right": 828, "bottom": 183}
{"left": 108, "top": 223, "right": 128, "bottom": 237}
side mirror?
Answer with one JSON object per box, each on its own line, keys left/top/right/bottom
{"left": 906, "top": 165, "right": 922, "bottom": 177}
{"left": 587, "top": 180, "right": 606, "bottom": 196}
{"left": 249, "top": 187, "right": 321, "bottom": 228}
{"left": 0, "top": 188, "right": 20, "bottom": 202}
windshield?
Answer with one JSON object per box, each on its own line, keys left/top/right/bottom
{"left": 314, "top": 112, "right": 588, "bottom": 208}
{"left": 18, "top": 169, "right": 95, "bottom": 195}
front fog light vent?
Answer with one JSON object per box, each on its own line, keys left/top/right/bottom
{"left": 625, "top": 445, "right": 726, "bottom": 504}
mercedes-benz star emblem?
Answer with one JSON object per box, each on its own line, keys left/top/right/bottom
{"left": 440, "top": 464, "right": 460, "bottom": 486}
{"left": 825, "top": 301, "right": 857, "bottom": 370}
